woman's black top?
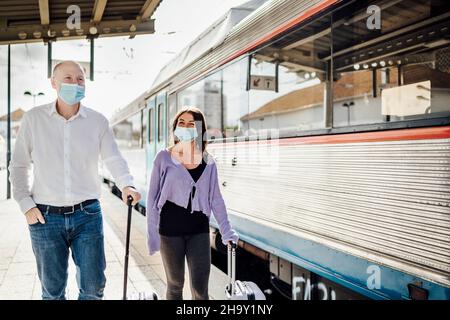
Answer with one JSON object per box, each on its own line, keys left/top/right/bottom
{"left": 159, "top": 159, "right": 210, "bottom": 236}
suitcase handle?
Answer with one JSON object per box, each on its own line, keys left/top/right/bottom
{"left": 123, "top": 195, "right": 134, "bottom": 300}
{"left": 227, "top": 242, "right": 237, "bottom": 295}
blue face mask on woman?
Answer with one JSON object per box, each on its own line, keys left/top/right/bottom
{"left": 58, "top": 83, "right": 85, "bottom": 105}
{"left": 174, "top": 126, "right": 198, "bottom": 142}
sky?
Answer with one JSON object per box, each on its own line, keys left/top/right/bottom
{"left": 0, "top": 0, "right": 250, "bottom": 120}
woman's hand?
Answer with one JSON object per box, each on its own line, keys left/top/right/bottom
{"left": 228, "top": 241, "right": 237, "bottom": 248}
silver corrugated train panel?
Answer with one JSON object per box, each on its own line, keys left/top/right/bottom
{"left": 208, "top": 138, "right": 450, "bottom": 287}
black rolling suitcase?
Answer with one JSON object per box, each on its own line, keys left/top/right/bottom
{"left": 225, "top": 242, "right": 266, "bottom": 300}
{"left": 122, "top": 196, "right": 159, "bottom": 300}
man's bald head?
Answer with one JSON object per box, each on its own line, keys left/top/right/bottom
{"left": 52, "top": 60, "right": 86, "bottom": 78}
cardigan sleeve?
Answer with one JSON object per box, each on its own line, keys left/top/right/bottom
{"left": 146, "top": 151, "right": 163, "bottom": 255}
{"left": 209, "top": 161, "right": 239, "bottom": 245}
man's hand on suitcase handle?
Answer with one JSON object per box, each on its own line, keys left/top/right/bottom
{"left": 122, "top": 186, "right": 141, "bottom": 206}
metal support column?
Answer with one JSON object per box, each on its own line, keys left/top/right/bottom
{"left": 6, "top": 44, "right": 11, "bottom": 199}
{"left": 90, "top": 38, "right": 95, "bottom": 81}
{"left": 47, "top": 41, "right": 52, "bottom": 78}
{"left": 324, "top": 15, "right": 334, "bottom": 129}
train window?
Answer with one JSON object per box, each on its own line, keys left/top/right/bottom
{"left": 168, "top": 93, "right": 177, "bottom": 125}
{"left": 331, "top": 0, "right": 450, "bottom": 127}
{"left": 112, "top": 121, "right": 130, "bottom": 149}
{"left": 177, "top": 79, "right": 204, "bottom": 109}
{"left": 148, "top": 108, "right": 154, "bottom": 143}
{"left": 203, "top": 72, "right": 223, "bottom": 139}
{"left": 112, "top": 111, "right": 142, "bottom": 149}
{"left": 242, "top": 13, "right": 332, "bottom": 136}
{"left": 158, "top": 103, "right": 164, "bottom": 142}
{"left": 222, "top": 58, "right": 250, "bottom": 138}
{"left": 142, "top": 109, "right": 147, "bottom": 148}
{"left": 177, "top": 72, "right": 223, "bottom": 140}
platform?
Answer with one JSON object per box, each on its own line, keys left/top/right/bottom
{"left": 0, "top": 176, "right": 229, "bottom": 300}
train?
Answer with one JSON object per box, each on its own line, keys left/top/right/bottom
{"left": 102, "top": 0, "right": 450, "bottom": 300}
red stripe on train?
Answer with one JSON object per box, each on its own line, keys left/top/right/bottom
{"left": 208, "top": 126, "right": 450, "bottom": 147}
{"left": 224, "top": 0, "right": 340, "bottom": 66}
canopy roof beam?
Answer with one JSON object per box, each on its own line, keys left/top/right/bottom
{"left": 92, "top": 0, "right": 108, "bottom": 23}
{"left": 138, "top": 0, "right": 160, "bottom": 21}
{"left": 38, "top": 0, "right": 50, "bottom": 25}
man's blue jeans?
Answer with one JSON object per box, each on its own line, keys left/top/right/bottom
{"left": 28, "top": 200, "right": 106, "bottom": 300}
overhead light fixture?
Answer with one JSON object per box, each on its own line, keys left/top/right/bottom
{"left": 379, "top": 61, "right": 386, "bottom": 67}
{"left": 363, "top": 64, "right": 369, "bottom": 69}
{"left": 33, "top": 31, "right": 42, "bottom": 39}
{"left": 75, "top": 29, "right": 84, "bottom": 36}
{"left": 311, "top": 72, "right": 316, "bottom": 78}
{"left": 388, "top": 60, "right": 393, "bottom": 66}
{"left": 18, "top": 31, "right": 27, "bottom": 40}
{"left": 89, "top": 26, "right": 98, "bottom": 35}
{"left": 129, "top": 24, "right": 137, "bottom": 32}
{"left": 371, "top": 62, "right": 378, "bottom": 68}
{"left": 103, "top": 27, "right": 111, "bottom": 34}
{"left": 304, "top": 72, "right": 310, "bottom": 79}
{"left": 61, "top": 29, "right": 70, "bottom": 37}
{"left": 47, "top": 29, "right": 56, "bottom": 37}
{"left": 353, "top": 64, "right": 360, "bottom": 70}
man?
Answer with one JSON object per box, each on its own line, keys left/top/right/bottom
{"left": 8, "top": 60, "right": 141, "bottom": 300}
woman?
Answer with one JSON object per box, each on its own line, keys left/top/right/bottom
{"left": 146, "top": 106, "right": 238, "bottom": 300}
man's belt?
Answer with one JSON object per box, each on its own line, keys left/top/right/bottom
{"left": 36, "top": 199, "right": 98, "bottom": 215}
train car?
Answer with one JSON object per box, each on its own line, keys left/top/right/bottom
{"left": 104, "top": 0, "right": 450, "bottom": 299}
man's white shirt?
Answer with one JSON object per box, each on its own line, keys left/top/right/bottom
{"left": 9, "top": 101, "right": 134, "bottom": 214}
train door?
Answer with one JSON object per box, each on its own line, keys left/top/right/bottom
{"left": 144, "top": 91, "right": 167, "bottom": 209}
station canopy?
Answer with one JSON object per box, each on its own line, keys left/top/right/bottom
{"left": 0, "top": 0, "right": 163, "bottom": 45}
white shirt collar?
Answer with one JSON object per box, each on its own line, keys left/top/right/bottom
{"left": 48, "top": 100, "right": 87, "bottom": 119}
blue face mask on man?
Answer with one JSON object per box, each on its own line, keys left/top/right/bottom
{"left": 174, "top": 126, "right": 198, "bottom": 142}
{"left": 58, "top": 83, "right": 85, "bottom": 105}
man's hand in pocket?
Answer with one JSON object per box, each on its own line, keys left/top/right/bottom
{"left": 25, "top": 207, "right": 45, "bottom": 225}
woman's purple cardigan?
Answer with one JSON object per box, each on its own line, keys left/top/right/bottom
{"left": 146, "top": 149, "right": 238, "bottom": 255}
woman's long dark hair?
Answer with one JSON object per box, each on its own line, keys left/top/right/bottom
{"left": 171, "top": 106, "right": 208, "bottom": 155}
